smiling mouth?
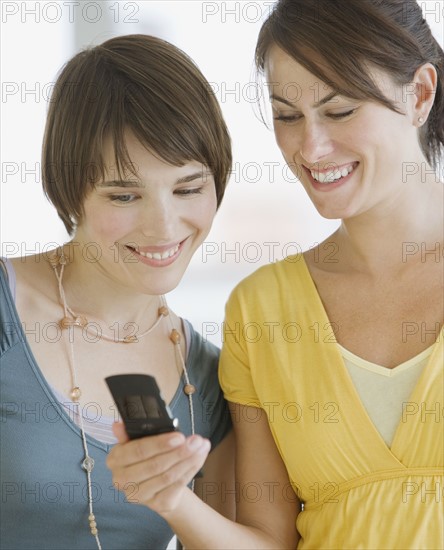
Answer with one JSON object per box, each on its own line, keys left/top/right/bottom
{"left": 126, "top": 243, "right": 181, "bottom": 261}
{"left": 137, "top": 244, "right": 180, "bottom": 260}
{"left": 310, "top": 162, "right": 358, "bottom": 184}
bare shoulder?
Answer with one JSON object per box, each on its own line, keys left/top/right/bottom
{"left": 9, "top": 253, "right": 59, "bottom": 303}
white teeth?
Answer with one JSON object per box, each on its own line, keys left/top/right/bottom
{"left": 311, "top": 164, "right": 355, "bottom": 184}
{"left": 136, "top": 244, "right": 180, "bottom": 260}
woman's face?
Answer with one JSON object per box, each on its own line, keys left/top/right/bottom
{"left": 74, "top": 132, "right": 217, "bottom": 295}
{"left": 265, "top": 45, "right": 422, "bottom": 220}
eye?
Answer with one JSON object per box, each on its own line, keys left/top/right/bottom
{"left": 109, "top": 194, "right": 138, "bottom": 203}
{"left": 328, "top": 109, "right": 357, "bottom": 120}
{"left": 273, "top": 113, "right": 303, "bottom": 124}
{"left": 174, "top": 187, "right": 203, "bottom": 196}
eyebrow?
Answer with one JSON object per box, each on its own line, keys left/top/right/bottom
{"left": 98, "top": 171, "right": 207, "bottom": 188}
{"left": 270, "top": 90, "right": 339, "bottom": 108}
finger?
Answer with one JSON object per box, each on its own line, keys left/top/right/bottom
{"left": 145, "top": 459, "right": 210, "bottom": 515}
{"left": 108, "top": 431, "right": 186, "bottom": 469}
{"left": 133, "top": 439, "right": 211, "bottom": 506}
{"left": 112, "top": 421, "right": 130, "bottom": 443}
{"left": 109, "top": 435, "right": 210, "bottom": 487}
{"left": 150, "top": 460, "right": 207, "bottom": 515}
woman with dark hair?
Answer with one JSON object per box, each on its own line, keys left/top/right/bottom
{"left": 108, "top": 1, "right": 443, "bottom": 548}
{"left": 0, "top": 34, "right": 234, "bottom": 549}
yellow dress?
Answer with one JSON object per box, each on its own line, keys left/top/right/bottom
{"left": 219, "top": 256, "right": 444, "bottom": 549}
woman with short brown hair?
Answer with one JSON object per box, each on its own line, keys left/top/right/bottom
{"left": 1, "top": 34, "right": 234, "bottom": 549}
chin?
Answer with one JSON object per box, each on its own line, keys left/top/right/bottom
{"left": 140, "top": 277, "right": 182, "bottom": 297}
{"left": 316, "top": 210, "right": 342, "bottom": 220}
{"left": 313, "top": 205, "right": 344, "bottom": 220}
{"left": 313, "top": 199, "right": 359, "bottom": 221}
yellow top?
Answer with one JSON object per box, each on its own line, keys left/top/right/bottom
{"left": 219, "top": 256, "right": 444, "bottom": 550}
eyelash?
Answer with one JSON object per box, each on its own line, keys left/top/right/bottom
{"left": 175, "top": 188, "right": 203, "bottom": 196}
{"left": 328, "top": 109, "right": 357, "bottom": 119}
{"left": 109, "top": 194, "right": 138, "bottom": 203}
{"left": 274, "top": 109, "right": 357, "bottom": 123}
{"left": 109, "top": 188, "right": 203, "bottom": 203}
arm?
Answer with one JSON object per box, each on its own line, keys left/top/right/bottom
{"left": 194, "top": 430, "right": 236, "bottom": 520}
{"left": 108, "top": 406, "right": 301, "bottom": 549}
{"left": 163, "top": 404, "right": 300, "bottom": 549}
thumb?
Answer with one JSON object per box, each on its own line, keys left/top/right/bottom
{"left": 112, "top": 421, "right": 130, "bottom": 443}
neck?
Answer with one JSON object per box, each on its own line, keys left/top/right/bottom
{"left": 335, "top": 175, "right": 443, "bottom": 274}
{"left": 53, "top": 243, "right": 161, "bottom": 329}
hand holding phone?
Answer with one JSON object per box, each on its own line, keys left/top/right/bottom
{"left": 105, "top": 374, "right": 179, "bottom": 440}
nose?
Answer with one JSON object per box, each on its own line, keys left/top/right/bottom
{"left": 298, "top": 119, "right": 334, "bottom": 166}
{"left": 140, "top": 195, "right": 176, "bottom": 241}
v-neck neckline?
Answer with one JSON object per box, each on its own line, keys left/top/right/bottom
{"left": 297, "top": 255, "right": 443, "bottom": 464}
{"left": 337, "top": 341, "right": 435, "bottom": 376}
{"left": 0, "top": 261, "right": 192, "bottom": 452}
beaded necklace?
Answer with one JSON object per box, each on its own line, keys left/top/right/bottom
{"left": 48, "top": 249, "right": 196, "bottom": 549}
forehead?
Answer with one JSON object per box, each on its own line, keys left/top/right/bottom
{"left": 265, "top": 44, "right": 300, "bottom": 75}
{"left": 98, "top": 132, "right": 210, "bottom": 185}
{"left": 265, "top": 44, "right": 401, "bottom": 104}
{"left": 265, "top": 45, "right": 331, "bottom": 89}
{"left": 101, "top": 131, "right": 199, "bottom": 168}
{"left": 265, "top": 45, "right": 335, "bottom": 102}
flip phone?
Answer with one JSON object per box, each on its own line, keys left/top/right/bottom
{"left": 105, "top": 374, "right": 178, "bottom": 439}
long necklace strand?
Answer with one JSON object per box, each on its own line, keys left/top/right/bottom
{"left": 48, "top": 250, "right": 196, "bottom": 548}
{"left": 50, "top": 253, "right": 167, "bottom": 344}
{"left": 65, "top": 319, "right": 103, "bottom": 548}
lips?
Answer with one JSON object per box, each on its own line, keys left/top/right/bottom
{"left": 303, "top": 162, "right": 359, "bottom": 192}
{"left": 136, "top": 244, "right": 180, "bottom": 260}
{"left": 125, "top": 241, "right": 184, "bottom": 266}
{"left": 310, "top": 162, "right": 357, "bottom": 183}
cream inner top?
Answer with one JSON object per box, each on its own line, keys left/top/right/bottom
{"left": 339, "top": 343, "right": 435, "bottom": 447}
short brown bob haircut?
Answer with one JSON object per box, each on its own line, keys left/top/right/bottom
{"left": 256, "top": 0, "right": 444, "bottom": 170}
{"left": 42, "top": 34, "right": 232, "bottom": 235}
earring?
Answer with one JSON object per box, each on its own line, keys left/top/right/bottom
{"left": 418, "top": 116, "right": 424, "bottom": 124}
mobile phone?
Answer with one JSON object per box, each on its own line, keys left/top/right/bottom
{"left": 105, "top": 374, "right": 179, "bottom": 439}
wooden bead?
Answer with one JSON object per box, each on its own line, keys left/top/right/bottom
{"left": 169, "top": 329, "right": 181, "bottom": 344}
{"left": 158, "top": 306, "right": 169, "bottom": 316}
{"left": 89, "top": 521, "right": 97, "bottom": 528}
{"left": 88, "top": 514, "right": 95, "bottom": 521}
{"left": 70, "top": 387, "right": 81, "bottom": 401}
{"left": 60, "top": 316, "right": 87, "bottom": 329}
{"left": 184, "top": 384, "right": 196, "bottom": 395}
{"left": 47, "top": 254, "right": 60, "bottom": 267}
{"left": 123, "top": 335, "right": 138, "bottom": 343}
{"left": 60, "top": 317, "right": 73, "bottom": 329}
{"left": 91, "top": 527, "right": 98, "bottom": 536}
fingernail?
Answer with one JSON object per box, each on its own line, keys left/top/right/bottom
{"left": 168, "top": 435, "right": 184, "bottom": 447}
{"left": 187, "top": 436, "right": 204, "bottom": 450}
{"left": 198, "top": 440, "right": 211, "bottom": 453}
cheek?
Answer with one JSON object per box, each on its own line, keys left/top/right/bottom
{"left": 190, "top": 195, "right": 217, "bottom": 232}
{"left": 191, "top": 198, "right": 217, "bottom": 241}
{"left": 273, "top": 124, "right": 287, "bottom": 151}
{"left": 199, "top": 204, "right": 217, "bottom": 231}
{"left": 273, "top": 125, "right": 297, "bottom": 161}
{"left": 83, "top": 206, "right": 136, "bottom": 241}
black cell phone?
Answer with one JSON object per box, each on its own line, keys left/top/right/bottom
{"left": 105, "top": 374, "right": 179, "bottom": 439}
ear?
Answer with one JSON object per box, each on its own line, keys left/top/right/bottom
{"left": 410, "top": 63, "right": 437, "bottom": 126}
